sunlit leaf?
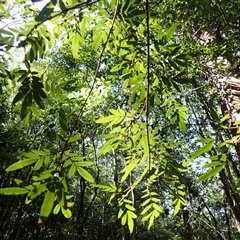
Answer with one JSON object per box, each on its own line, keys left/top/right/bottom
{"left": 53, "top": 204, "right": 61, "bottom": 215}
{"left": 68, "top": 133, "right": 81, "bottom": 143}
{"left": 69, "top": 164, "right": 76, "bottom": 177}
{"left": 197, "top": 165, "right": 224, "bottom": 182}
{"left": 77, "top": 167, "right": 94, "bottom": 183}
{"left": 33, "top": 159, "right": 43, "bottom": 171}
{"left": 26, "top": 183, "right": 48, "bottom": 204}
{"left": 127, "top": 213, "right": 134, "bottom": 233}
{"left": 61, "top": 207, "right": 72, "bottom": 218}
{"left": 166, "top": 23, "right": 177, "bottom": 41}
{"left": 189, "top": 139, "right": 214, "bottom": 160}
{"left": 6, "top": 158, "right": 38, "bottom": 172}
{"left": 72, "top": 31, "right": 80, "bottom": 59}
{"left": 0, "top": 187, "right": 29, "bottom": 195}
{"left": 38, "top": 190, "right": 55, "bottom": 224}
{"left": 32, "top": 169, "right": 55, "bottom": 181}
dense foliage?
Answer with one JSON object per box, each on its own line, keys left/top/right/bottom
{"left": 1, "top": 0, "right": 240, "bottom": 239}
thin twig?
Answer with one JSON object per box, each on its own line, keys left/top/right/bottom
{"left": 60, "top": 0, "right": 119, "bottom": 159}
{"left": 145, "top": 0, "right": 151, "bottom": 171}
{"left": 214, "top": 0, "right": 235, "bottom": 29}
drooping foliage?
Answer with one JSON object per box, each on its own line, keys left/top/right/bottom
{"left": 1, "top": 0, "right": 240, "bottom": 239}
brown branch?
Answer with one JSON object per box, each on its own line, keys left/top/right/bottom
{"left": 214, "top": 0, "right": 235, "bottom": 29}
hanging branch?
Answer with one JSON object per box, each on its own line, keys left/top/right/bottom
{"left": 59, "top": 0, "right": 119, "bottom": 160}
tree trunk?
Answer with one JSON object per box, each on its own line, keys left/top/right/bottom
{"left": 191, "top": 77, "right": 240, "bottom": 233}
{"left": 182, "top": 209, "right": 193, "bottom": 240}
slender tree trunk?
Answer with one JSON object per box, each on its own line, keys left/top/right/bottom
{"left": 9, "top": 202, "right": 24, "bottom": 240}
{"left": 191, "top": 77, "right": 240, "bottom": 233}
{"left": 77, "top": 135, "right": 87, "bottom": 239}
{"left": 219, "top": 170, "right": 240, "bottom": 233}
{"left": 182, "top": 209, "right": 193, "bottom": 240}
{"left": 224, "top": 201, "right": 232, "bottom": 240}
{"left": 129, "top": 172, "right": 137, "bottom": 240}
{"left": 112, "top": 148, "right": 128, "bottom": 240}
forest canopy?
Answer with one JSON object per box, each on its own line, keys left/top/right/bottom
{"left": 1, "top": 0, "right": 240, "bottom": 239}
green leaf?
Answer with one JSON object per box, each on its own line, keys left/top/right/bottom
{"left": 71, "top": 156, "right": 85, "bottom": 161}
{"left": 121, "top": 159, "right": 140, "bottom": 182}
{"left": 197, "top": 165, "right": 224, "bottom": 182}
{"left": 69, "top": 164, "right": 76, "bottom": 177}
{"left": 33, "top": 90, "right": 45, "bottom": 109}
{"left": 141, "top": 204, "right": 152, "bottom": 215}
{"left": 33, "top": 159, "right": 43, "bottom": 171}
{"left": 79, "top": 15, "right": 88, "bottom": 36}
{"left": 14, "top": 179, "right": 33, "bottom": 189}
{"left": 59, "top": 108, "right": 68, "bottom": 135}
{"left": 75, "top": 161, "right": 93, "bottom": 167}
{"left": 44, "top": 156, "right": 51, "bottom": 165}
{"left": 13, "top": 91, "right": 25, "bottom": 104}
{"left": 61, "top": 207, "right": 72, "bottom": 218}
{"left": 62, "top": 176, "right": 70, "bottom": 193}
{"left": 68, "top": 0, "right": 78, "bottom": 7}
{"left": 21, "top": 111, "right": 31, "bottom": 128}
{"left": 77, "top": 167, "right": 94, "bottom": 183}
{"left": 203, "top": 161, "right": 222, "bottom": 168}
{"left": 142, "top": 212, "right": 152, "bottom": 222}
{"left": 141, "top": 198, "right": 151, "bottom": 207}
{"left": 32, "top": 169, "right": 55, "bottom": 181}
{"left": 190, "top": 140, "right": 214, "bottom": 160}
{"left": 166, "top": 105, "right": 174, "bottom": 118}
{"left": 166, "top": 23, "right": 177, "bottom": 41}
{"left": 26, "top": 183, "right": 48, "bottom": 204}
{"left": 92, "top": 30, "right": 103, "bottom": 51}
{"left": 152, "top": 203, "right": 162, "bottom": 212}
{"left": 53, "top": 204, "right": 61, "bottom": 214}
{"left": 173, "top": 199, "right": 181, "bottom": 216}
{"left": 63, "top": 159, "right": 72, "bottom": 168}
{"left": 68, "top": 133, "right": 81, "bottom": 143}
{"left": 6, "top": 158, "right": 38, "bottom": 172}
{"left": 143, "top": 134, "right": 150, "bottom": 156}
{"left": 127, "top": 210, "right": 137, "bottom": 218}
{"left": 21, "top": 91, "right": 32, "bottom": 119}
{"left": 96, "top": 115, "right": 119, "bottom": 124}
{"left": 35, "top": 2, "right": 54, "bottom": 22}
{"left": 31, "top": 104, "right": 40, "bottom": 118}
{"left": 32, "top": 84, "right": 47, "bottom": 99}
{"left": 99, "top": 137, "right": 119, "bottom": 155}
{"left": 72, "top": 31, "right": 80, "bottom": 59}
{"left": 0, "top": 187, "right": 29, "bottom": 195}
{"left": 38, "top": 190, "right": 55, "bottom": 224}
{"left": 197, "top": 138, "right": 214, "bottom": 143}
{"left": 178, "top": 110, "right": 188, "bottom": 120}
{"left": 111, "top": 63, "right": 124, "bottom": 73}
{"left": 31, "top": 149, "right": 50, "bottom": 156}
{"left": 118, "top": 208, "right": 124, "bottom": 218}
{"left": 178, "top": 117, "right": 186, "bottom": 133}
{"left": 57, "top": 88, "right": 65, "bottom": 101}
{"left": 148, "top": 212, "right": 158, "bottom": 229}
{"left": 127, "top": 213, "right": 134, "bottom": 233}
{"left": 125, "top": 204, "right": 135, "bottom": 211}
{"left": 0, "top": 28, "right": 13, "bottom": 35}
{"left": 220, "top": 113, "right": 230, "bottom": 122}
{"left": 121, "top": 213, "right": 127, "bottom": 225}
{"left": 56, "top": 187, "right": 66, "bottom": 208}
